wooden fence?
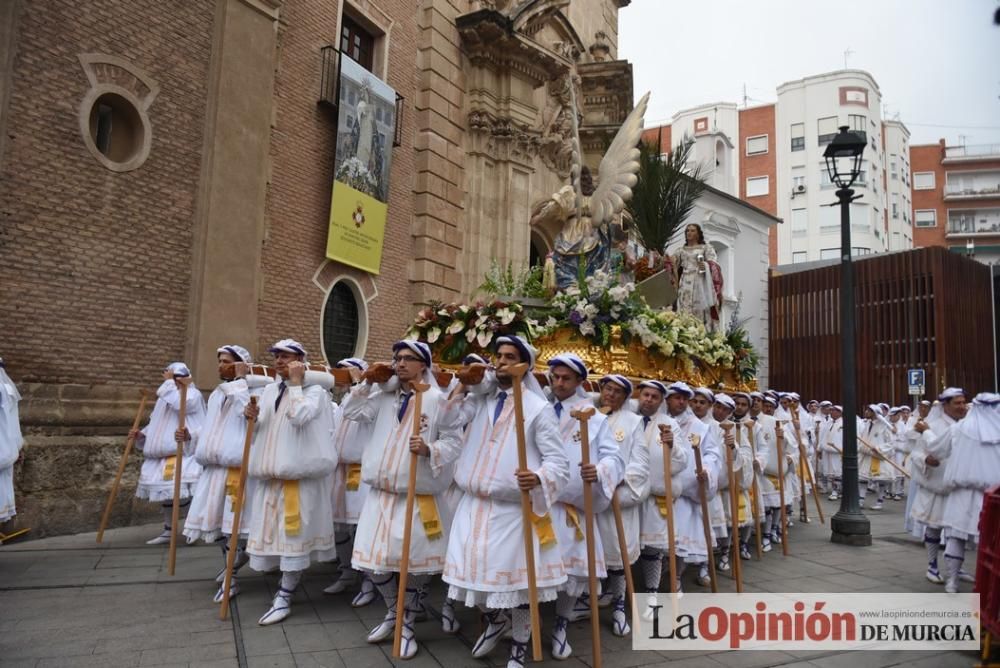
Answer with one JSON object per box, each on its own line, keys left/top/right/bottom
{"left": 769, "top": 246, "right": 994, "bottom": 406}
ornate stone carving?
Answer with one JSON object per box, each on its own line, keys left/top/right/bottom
{"left": 467, "top": 110, "right": 539, "bottom": 163}
{"left": 589, "top": 31, "right": 611, "bottom": 62}
{"left": 537, "top": 72, "right": 580, "bottom": 179}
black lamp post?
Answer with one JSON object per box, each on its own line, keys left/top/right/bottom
{"left": 825, "top": 126, "right": 872, "bottom": 546}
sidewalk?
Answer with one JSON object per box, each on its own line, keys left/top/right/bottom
{"left": 0, "top": 496, "right": 982, "bottom": 668}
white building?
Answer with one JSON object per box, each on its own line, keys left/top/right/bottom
{"left": 884, "top": 120, "right": 914, "bottom": 251}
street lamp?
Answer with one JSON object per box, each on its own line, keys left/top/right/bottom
{"left": 824, "top": 126, "right": 872, "bottom": 546}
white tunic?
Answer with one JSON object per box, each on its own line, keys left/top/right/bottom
{"left": 820, "top": 417, "right": 844, "bottom": 478}
{"left": 740, "top": 416, "right": 777, "bottom": 512}
{"left": 136, "top": 380, "right": 206, "bottom": 502}
{"left": 330, "top": 384, "right": 375, "bottom": 525}
{"left": 183, "top": 378, "right": 266, "bottom": 543}
{"left": 859, "top": 418, "right": 896, "bottom": 482}
{"left": 908, "top": 412, "right": 956, "bottom": 536}
{"left": 637, "top": 412, "right": 688, "bottom": 550}
{"left": 669, "top": 411, "right": 720, "bottom": 562}
{"left": 342, "top": 380, "right": 463, "bottom": 575}
{"left": 245, "top": 382, "right": 338, "bottom": 572}
{"left": 700, "top": 415, "right": 732, "bottom": 539}
{"left": 443, "top": 384, "right": 570, "bottom": 609}
{"left": 936, "top": 405, "right": 1000, "bottom": 541}
{"left": 718, "top": 420, "right": 754, "bottom": 528}
{"left": 0, "top": 374, "right": 23, "bottom": 523}
{"left": 551, "top": 394, "right": 623, "bottom": 595}
{"left": 596, "top": 407, "right": 648, "bottom": 569}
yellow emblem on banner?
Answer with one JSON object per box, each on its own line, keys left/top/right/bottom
{"left": 531, "top": 512, "right": 557, "bottom": 550}
{"left": 416, "top": 494, "right": 443, "bottom": 540}
{"left": 162, "top": 456, "right": 177, "bottom": 481}
{"left": 563, "top": 503, "right": 585, "bottom": 541}
{"left": 326, "top": 181, "right": 387, "bottom": 275}
{"left": 346, "top": 463, "right": 362, "bottom": 491}
{"left": 284, "top": 480, "right": 301, "bottom": 536}
{"left": 225, "top": 467, "right": 240, "bottom": 503}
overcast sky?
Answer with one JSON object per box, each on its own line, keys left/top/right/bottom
{"left": 618, "top": 0, "right": 1000, "bottom": 147}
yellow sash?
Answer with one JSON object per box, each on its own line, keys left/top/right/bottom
{"left": 870, "top": 455, "right": 881, "bottom": 476}
{"left": 225, "top": 467, "right": 240, "bottom": 504}
{"left": 346, "top": 463, "right": 362, "bottom": 491}
{"left": 531, "top": 512, "right": 557, "bottom": 550}
{"left": 654, "top": 494, "right": 670, "bottom": 518}
{"left": 162, "top": 456, "right": 177, "bottom": 481}
{"left": 737, "top": 491, "right": 748, "bottom": 524}
{"left": 563, "top": 503, "right": 585, "bottom": 541}
{"left": 765, "top": 474, "right": 780, "bottom": 487}
{"left": 416, "top": 494, "right": 443, "bottom": 540}
{"left": 284, "top": 480, "right": 301, "bottom": 536}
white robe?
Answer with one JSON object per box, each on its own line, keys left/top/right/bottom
{"left": 936, "top": 405, "right": 1000, "bottom": 542}
{"left": 820, "top": 417, "right": 843, "bottom": 478}
{"left": 342, "top": 381, "right": 463, "bottom": 575}
{"left": 135, "top": 380, "right": 206, "bottom": 502}
{"left": 669, "top": 411, "right": 720, "bottom": 563}
{"left": 443, "top": 385, "right": 570, "bottom": 609}
{"left": 596, "top": 407, "right": 648, "bottom": 569}
{"left": 700, "top": 416, "right": 732, "bottom": 539}
{"left": 859, "top": 418, "right": 895, "bottom": 483}
{"left": 245, "top": 382, "right": 338, "bottom": 572}
{"left": 330, "top": 384, "right": 375, "bottom": 525}
{"left": 183, "top": 378, "right": 267, "bottom": 543}
{"left": 0, "top": 374, "right": 23, "bottom": 523}
{"left": 908, "top": 412, "right": 957, "bottom": 536}
{"left": 740, "top": 416, "right": 776, "bottom": 513}
{"left": 551, "top": 394, "right": 623, "bottom": 595}
{"left": 759, "top": 415, "right": 796, "bottom": 507}
{"left": 718, "top": 421, "right": 754, "bottom": 528}
{"left": 637, "top": 412, "right": 688, "bottom": 550}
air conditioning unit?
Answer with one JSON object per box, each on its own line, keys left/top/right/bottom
{"left": 794, "top": 184, "right": 806, "bottom": 195}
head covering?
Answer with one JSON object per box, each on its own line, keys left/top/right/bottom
{"left": 788, "top": 392, "right": 801, "bottom": 402}
{"left": 832, "top": 405, "right": 843, "bottom": 412}
{"left": 462, "top": 353, "right": 488, "bottom": 366}
{"left": 268, "top": 339, "right": 307, "bottom": 359}
{"left": 920, "top": 400, "right": 931, "bottom": 407}
{"left": 731, "top": 391, "right": 751, "bottom": 402}
{"left": 820, "top": 400, "right": 832, "bottom": 408}
{"left": 494, "top": 335, "right": 546, "bottom": 402}
{"left": 878, "top": 403, "right": 890, "bottom": 414}
{"left": 960, "top": 393, "right": 1000, "bottom": 445}
{"left": 693, "top": 386, "right": 715, "bottom": 402}
{"left": 763, "top": 396, "right": 778, "bottom": 407}
{"left": 392, "top": 340, "right": 432, "bottom": 367}
{"left": 336, "top": 357, "right": 369, "bottom": 371}
{"left": 888, "top": 407, "right": 901, "bottom": 416}
{"left": 939, "top": 387, "right": 966, "bottom": 402}
{"left": 638, "top": 380, "right": 668, "bottom": 395}
{"left": 764, "top": 390, "right": 778, "bottom": 400}
{"left": 807, "top": 399, "right": 819, "bottom": 407}
{"left": 667, "top": 381, "right": 694, "bottom": 399}
{"left": 165, "top": 362, "right": 191, "bottom": 377}
{"left": 750, "top": 391, "right": 764, "bottom": 401}
{"left": 217, "top": 345, "right": 252, "bottom": 364}
{"left": 600, "top": 374, "right": 633, "bottom": 396}
{"left": 714, "top": 393, "right": 735, "bottom": 410}
{"left": 547, "top": 353, "right": 588, "bottom": 379}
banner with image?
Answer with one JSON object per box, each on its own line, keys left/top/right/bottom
{"left": 326, "top": 54, "right": 397, "bottom": 275}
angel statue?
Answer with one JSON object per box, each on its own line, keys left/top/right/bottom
{"left": 531, "top": 92, "right": 650, "bottom": 290}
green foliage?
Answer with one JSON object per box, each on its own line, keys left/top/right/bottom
{"left": 477, "top": 261, "right": 546, "bottom": 300}
{"left": 724, "top": 326, "right": 761, "bottom": 381}
{"left": 627, "top": 137, "right": 708, "bottom": 254}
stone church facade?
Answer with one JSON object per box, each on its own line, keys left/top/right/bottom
{"left": 0, "top": 0, "right": 633, "bottom": 535}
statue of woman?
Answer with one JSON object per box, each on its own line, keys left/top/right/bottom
{"left": 354, "top": 82, "right": 375, "bottom": 171}
{"left": 671, "top": 223, "right": 723, "bottom": 331}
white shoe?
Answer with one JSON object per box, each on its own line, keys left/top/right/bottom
{"left": 507, "top": 640, "right": 527, "bottom": 668}
{"left": 566, "top": 593, "right": 591, "bottom": 622}
{"left": 441, "top": 599, "right": 461, "bottom": 635}
{"left": 366, "top": 611, "right": 397, "bottom": 643}
{"left": 471, "top": 610, "right": 511, "bottom": 658}
{"left": 611, "top": 597, "right": 630, "bottom": 637}
{"left": 146, "top": 527, "right": 172, "bottom": 545}
{"left": 398, "top": 612, "right": 419, "bottom": 660}
{"left": 258, "top": 589, "right": 293, "bottom": 625}
{"left": 828, "top": 492, "right": 839, "bottom": 501}
{"left": 717, "top": 555, "right": 730, "bottom": 572}
{"left": 696, "top": 565, "right": 710, "bottom": 587}
{"left": 215, "top": 549, "right": 249, "bottom": 582}
{"left": 762, "top": 536, "right": 773, "bottom": 553}
{"left": 351, "top": 576, "right": 378, "bottom": 607}
{"left": 945, "top": 579, "right": 959, "bottom": 594}
{"left": 323, "top": 569, "right": 357, "bottom": 594}
{"left": 871, "top": 501, "right": 883, "bottom": 510}
{"left": 213, "top": 579, "right": 240, "bottom": 603}
{"left": 641, "top": 594, "right": 659, "bottom": 621}
{"left": 550, "top": 615, "right": 572, "bottom": 660}
{"left": 926, "top": 568, "right": 944, "bottom": 584}
{"left": 958, "top": 569, "right": 975, "bottom": 583}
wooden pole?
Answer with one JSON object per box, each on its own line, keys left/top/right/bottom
{"left": 658, "top": 424, "right": 678, "bottom": 593}
{"left": 167, "top": 381, "right": 188, "bottom": 576}
{"left": 393, "top": 382, "right": 430, "bottom": 658}
{"left": 775, "top": 422, "right": 789, "bottom": 557}
{"left": 690, "top": 437, "right": 718, "bottom": 592}
{"left": 739, "top": 421, "right": 763, "bottom": 560}
{"left": 97, "top": 389, "right": 148, "bottom": 543}
{"left": 220, "top": 396, "right": 257, "bottom": 620}
{"left": 610, "top": 495, "right": 638, "bottom": 624}
{"left": 791, "top": 417, "right": 809, "bottom": 524}
{"left": 721, "top": 422, "right": 742, "bottom": 592}
{"left": 792, "top": 416, "right": 825, "bottom": 524}
{"left": 509, "top": 363, "right": 543, "bottom": 662}
{"left": 571, "top": 408, "right": 601, "bottom": 668}
{"left": 852, "top": 438, "right": 911, "bottom": 479}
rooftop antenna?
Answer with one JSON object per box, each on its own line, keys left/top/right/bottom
{"left": 844, "top": 47, "right": 854, "bottom": 69}
{"left": 742, "top": 83, "right": 748, "bottom": 109}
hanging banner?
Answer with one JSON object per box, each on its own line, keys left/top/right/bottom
{"left": 326, "top": 55, "right": 397, "bottom": 275}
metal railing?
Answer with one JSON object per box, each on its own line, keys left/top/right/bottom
{"left": 945, "top": 144, "right": 1000, "bottom": 159}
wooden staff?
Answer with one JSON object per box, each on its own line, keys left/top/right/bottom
{"left": 97, "top": 389, "right": 149, "bottom": 543}
{"left": 220, "top": 396, "right": 257, "bottom": 620}
{"left": 738, "top": 421, "right": 763, "bottom": 560}
{"left": 658, "top": 424, "right": 678, "bottom": 593}
{"left": 167, "top": 380, "right": 189, "bottom": 576}
{"left": 393, "top": 382, "right": 431, "bottom": 658}
{"left": 848, "top": 438, "right": 912, "bottom": 479}
{"left": 774, "top": 421, "right": 789, "bottom": 557}
{"left": 571, "top": 408, "right": 602, "bottom": 668}
{"left": 508, "top": 363, "right": 543, "bottom": 661}
{"left": 690, "top": 435, "right": 718, "bottom": 593}
{"left": 791, "top": 415, "right": 825, "bottom": 524}
{"left": 610, "top": 495, "right": 638, "bottom": 623}
{"left": 721, "top": 421, "right": 742, "bottom": 592}
{"left": 790, "top": 417, "right": 809, "bottom": 524}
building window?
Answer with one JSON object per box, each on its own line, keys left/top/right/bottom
{"left": 892, "top": 194, "right": 899, "bottom": 219}
{"left": 322, "top": 281, "right": 360, "bottom": 363}
{"left": 790, "top": 123, "right": 805, "bottom": 152}
{"left": 890, "top": 154, "right": 898, "bottom": 179}
{"left": 746, "top": 135, "right": 768, "bottom": 156}
{"left": 792, "top": 251, "right": 808, "bottom": 263}
{"left": 818, "top": 116, "right": 838, "bottom": 145}
{"left": 914, "top": 172, "right": 936, "bottom": 190}
{"left": 694, "top": 116, "right": 709, "bottom": 134}
{"left": 791, "top": 208, "right": 807, "bottom": 237}
{"left": 746, "top": 176, "right": 769, "bottom": 197}
{"left": 848, "top": 114, "right": 867, "bottom": 143}
{"left": 820, "top": 248, "right": 840, "bottom": 260}
{"left": 791, "top": 166, "right": 806, "bottom": 194}
{"left": 341, "top": 14, "right": 376, "bottom": 71}
{"left": 852, "top": 247, "right": 871, "bottom": 256}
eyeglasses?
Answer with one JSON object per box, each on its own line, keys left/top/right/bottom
{"left": 393, "top": 355, "right": 423, "bottom": 364}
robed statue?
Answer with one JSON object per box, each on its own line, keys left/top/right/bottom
{"left": 531, "top": 92, "right": 650, "bottom": 289}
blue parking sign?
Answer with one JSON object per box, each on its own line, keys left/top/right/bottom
{"left": 908, "top": 369, "right": 925, "bottom": 395}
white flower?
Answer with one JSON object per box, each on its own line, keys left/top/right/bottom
{"left": 475, "top": 315, "right": 489, "bottom": 327}
{"left": 465, "top": 328, "right": 477, "bottom": 342}
{"left": 427, "top": 327, "right": 442, "bottom": 344}
{"left": 447, "top": 319, "right": 465, "bottom": 334}
{"left": 496, "top": 307, "right": 516, "bottom": 325}
{"left": 477, "top": 330, "right": 493, "bottom": 348}
{"left": 579, "top": 321, "right": 596, "bottom": 336}
{"left": 545, "top": 317, "right": 558, "bottom": 329}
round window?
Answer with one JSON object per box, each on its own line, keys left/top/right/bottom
{"left": 323, "top": 281, "right": 360, "bottom": 363}
{"left": 80, "top": 89, "right": 150, "bottom": 172}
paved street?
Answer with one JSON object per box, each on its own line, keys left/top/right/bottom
{"left": 0, "top": 496, "right": 984, "bottom": 668}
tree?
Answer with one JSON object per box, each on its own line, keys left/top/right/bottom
{"left": 627, "top": 136, "right": 708, "bottom": 255}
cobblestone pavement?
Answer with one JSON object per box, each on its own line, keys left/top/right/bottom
{"left": 0, "top": 495, "right": 985, "bottom": 668}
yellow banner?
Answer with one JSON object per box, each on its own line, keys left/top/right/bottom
{"left": 326, "top": 181, "right": 387, "bottom": 275}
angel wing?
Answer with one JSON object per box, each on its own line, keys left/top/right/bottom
{"left": 588, "top": 91, "right": 650, "bottom": 226}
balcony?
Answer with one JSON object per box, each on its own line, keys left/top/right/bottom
{"left": 947, "top": 208, "right": 1000, "bottom": 237}
{"left": 944, "top": 170, "right": 1000, "bottom": 200}
{"left": 943, "top": 144, "right": 1000, "bottom": 163}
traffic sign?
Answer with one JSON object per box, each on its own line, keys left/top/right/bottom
{"left": 908, "top": 368, "right": 925, "bottom": 395}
